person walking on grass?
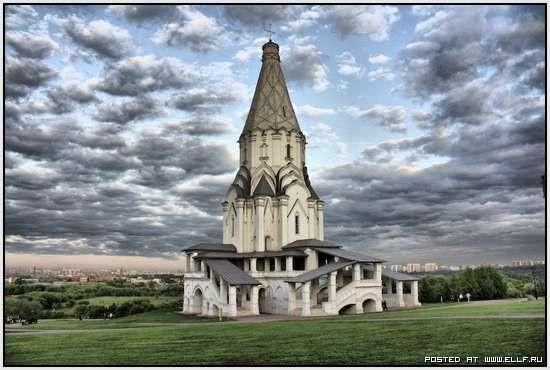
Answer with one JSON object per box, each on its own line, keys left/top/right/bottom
{"left": 466, "top": 292, "right": 471, "bottom": 302}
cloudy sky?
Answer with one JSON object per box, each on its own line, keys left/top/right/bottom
{"left": 5, "top": 4, "right": 545, "bottom": 268}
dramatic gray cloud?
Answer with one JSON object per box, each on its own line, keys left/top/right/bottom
{"left": 25, "top": 85, "right": 97, "bottom": 114}
{"left": 93, "top": 96, "right": 160, "bottom": 125}
{"left": 315, "top": 5, "right": 545, "bottom": 263}
{"left": 324, "top": 5, "right": 400, "bottom": 40}
{"left": 4, "top": 5, "right": 545, "bottom": 265}
{"left": 169, "top": 88, "right": 244, "bottom": 113}
{"left": 153, "top": 6, "right": 233, "bottom": 53}
{"left": 61, "top": 15, "right": 135, "bottom": 59}
{"left": 281, "top": 42, "right": 330, "bottom": 92}
{"left": 6, "top": 31, "right": 60, "bottom": 59}
{"left": 164, "top": 116, "right": 235, "bottom": 136}
{"left": 108, "top": 5, "right": 175, "bottom": 22}
{"left": 5, "top": 56, "right": 58, "bottom": 98}
{"left": 345, "top": 105, "right": 407, "bottom": 133}
{"left": 6, "top": 109, "right": 237, "bottom": 257}
{"left": 91, "top": 55, "right": 200, "bottom": 96}
{"left": 223, "top": 5, "right": 296, "bottom": 27}
{"left": 5, "top": 5, "right": 39, "bottom": 30}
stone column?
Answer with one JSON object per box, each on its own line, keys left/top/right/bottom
{"left": 249, "top": 133, "right": 257, "bottom": 168}
{"left": 228, "top": 286, "right": 237, "bottom": 316}
{"left": 265, "top": 258, "right": 271, "bottom": 272}
{"left": 316, "top": 201, "right": 325, "bottom": 240}
{"left": 353, "top": 263, "right": 361, "bottom": 281}
{"left": 222, "top": 201, "right": 230, "bottom": 242}
{"left": 411, "top": 280, "right": 420, "bottom": 305}
{"left": 200, "top": 261, "right": 206, "bottom": 274}
{"left": 328, "top": 271, "right": 337, "bottom": 314}
{"left": 209, "top": 269, "right": 215, "bottom": 284}
{"left": 305, "top": 248, "right": 317, "bottom": 271}
{"left": 396, "top": 281, "right": 404, "bottom": 307}
{"left": 251, "top": 286, "right": 260, "bottom": 314}
{"left": 254, "top": 197, "right": 266, "bottom": 252}
{"left": 337, "top": 270, "right": 344, "bottom": 288}
{"left": 189, "top": 253, "right": 196, "bottom": 272}
{"left": 274, "top": 257, "right": 281, "bottom": 271}
{"left": 235, "top": 199, "right": 245, "bottom": 252}
{"left": 375, "top": 263, "right": 382, "bottom": 281}
{"left": 241, "top": 288, "right": 248, "bottom": 309}
{"left": 219, "top": 278, "right": 227, "bottom": 304}
{"left": 182, "top": 255, "right": 187, "bottom": 273}
{"left": 286, "top": 256, "right": 293, "bottom": 271}
{"left": 279, "top": 196, "right": 289, "bottom": 247}
{"left": 250, "top": 258, "right": 257, "bottom": 272}
{"left": 287, "top": 283, "right": 296, "bottom": 314}
{"left": 307, "top": 199, "right": 316, "bottom": 238}
{"left": 301, "top": 282, "right": 311, "bottom": 316}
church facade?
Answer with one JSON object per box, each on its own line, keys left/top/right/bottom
{"left": 181, "top": 40, "right": 420, "bottom": 317}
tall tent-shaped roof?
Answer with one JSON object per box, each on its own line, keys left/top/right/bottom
{"left": 240, "top": 41, "right": 302, "bottom": 137}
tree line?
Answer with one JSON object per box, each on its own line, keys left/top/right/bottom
{"left": 419, "top": 266, "right": 545, "bottom": 303}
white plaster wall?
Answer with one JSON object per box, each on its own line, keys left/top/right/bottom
{"left": 256, "top": 278, "right": 292, "bottom": 314}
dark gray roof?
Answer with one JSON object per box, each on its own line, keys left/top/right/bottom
{"left": 203, "top": 259, "right": 260, "bottom": 285}
{"left": 285, "top": 261, "right": 354, "bottom": 283}
{"left": 252, "top": 176, "right": 275, "bottom": 197}
{"left": 282, "top": 239, "right": 342, "bottom": 249}
{"left": 196, "top": 250, "right": 307, "bottom": 259}
{"left": 303, "top": 166, "right": 320, "bottom": 200}
{"left": 181, "top": 243, "right": 237, "bottom": 253}
{"left": 382, "top": 269, "right": 420, "bottom": 281}
{"left": 314, "top": 247, "right": 385, "bottom": 263}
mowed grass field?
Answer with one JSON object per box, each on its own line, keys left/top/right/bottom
{"left": 5, "top": 299, "right": 546, "bottom": 366}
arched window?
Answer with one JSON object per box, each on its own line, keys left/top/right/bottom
{"left": 286, "top": 144, "right": 291, "bottom": 158}
{"left": 282, "top": 106, "right": 286, "bottom": 117}
{"left": 295, "top": 214, "right": 300, "bottom": 234}
{"left": 231, "top": 216, "right": 235, "bottom": 237}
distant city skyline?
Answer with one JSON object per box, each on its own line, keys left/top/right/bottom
{"left": 6, "top": 252, "right": 544, "bottom": 273}
{"left": 4, "top": 5, "right": 545, "bottom": 267}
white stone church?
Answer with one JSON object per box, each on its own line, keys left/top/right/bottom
{"left": 182, "top": 40, "right": 420, "bottom": 317}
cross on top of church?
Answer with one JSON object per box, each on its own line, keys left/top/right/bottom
{"left": 264, "top": 23, "right": 275, "bottom": 41}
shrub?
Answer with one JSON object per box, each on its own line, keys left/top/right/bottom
{"left": 74, "top": 305, "right": 89, "bottom": 320}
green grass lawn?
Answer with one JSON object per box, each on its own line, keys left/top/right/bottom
{"left": 331, "top": 299, "right": 546, "bottom": 320}
{"left": 20, "top": 310, "right": 221, "bottom": 330}
{"left": 5, "top": 299, "right": 546, "bottom": 366}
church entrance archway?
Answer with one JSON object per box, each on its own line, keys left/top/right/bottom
{"left": 338, "top": 304, "right": 355, "bottom": 315}
{"left": 192, "top": 288, "right": 203, "bottom": 314}
{"left": 362, "top": 298, "right": 377, "bottom": 313}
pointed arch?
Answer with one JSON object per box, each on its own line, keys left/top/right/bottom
{"left": 252, "top": 175, "right": 275, "bottom": 197}
{"left": 251, "top": 162, "right": 277, "bottom": 191}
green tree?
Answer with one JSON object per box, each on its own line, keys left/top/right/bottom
{"left": 39, "top": 293, "right": 63, "bottom": 310}
{"left": 5, "top": 297, "right": 20, "bottom": 321}
{"left": 15, "top": 299, "right": 42, "bottom": 321}
{"left": 74, "top": 305, "right": 89, "bottom": 320}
